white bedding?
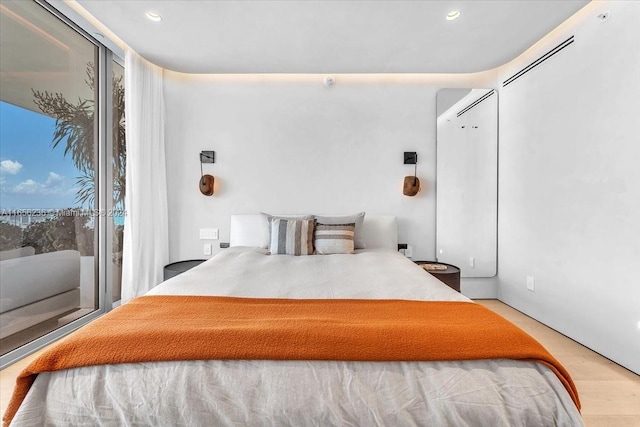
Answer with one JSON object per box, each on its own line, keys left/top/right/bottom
{"left": 148, "top": 247, "right": 468, "bottom": 301}
{"left": 10, "top": 248, "right": 583, "bottom": 426}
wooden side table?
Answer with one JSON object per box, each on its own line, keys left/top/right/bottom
{"left": 414, "top": 261, "right": 461, "bottom": 292}
{"left": 164, "top": 260, "right": 206, "bottom": 281}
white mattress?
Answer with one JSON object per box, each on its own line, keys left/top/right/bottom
{"left": 10, "top": 248, "right": 583, "bottom": 426}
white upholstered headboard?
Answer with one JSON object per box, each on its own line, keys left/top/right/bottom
{"left": 360, "top": 215, "right": 398, "bottom": 250}
{"left": 229, "top": 214, "right": 397, "bottom": 251}
{"left": 229, "top": 214, "right": 271, "bottom": 249}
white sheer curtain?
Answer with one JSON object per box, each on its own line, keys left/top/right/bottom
{"left": 121, "top": 47, "right": 169, "bottom": 303}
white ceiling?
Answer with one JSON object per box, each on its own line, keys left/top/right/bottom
{"left": 76, "top": 0, "right": 591, "bottom": 74}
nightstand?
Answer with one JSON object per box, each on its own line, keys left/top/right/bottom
{"left": 414, "top": 261, "right": 461, "bottom": 292}
{"left": 164, "top": 260, "right": 206, "bottom": 281}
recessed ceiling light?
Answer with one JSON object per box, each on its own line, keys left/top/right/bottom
{"left": 446, "top": 10, "right": 460, "bottom": 21}
{"left": 146, "top": 11, "right": 162, "bottom": 22}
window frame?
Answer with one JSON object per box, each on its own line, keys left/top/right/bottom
{"left": 0, "top": 0, "right": 123, "bottom": 369}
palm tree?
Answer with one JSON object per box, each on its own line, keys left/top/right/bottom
{"left": 32, "top": 64, "right": 125, "bottom": 276}
{"left": 32, "top": 63, "right": 126, "bottom": 208}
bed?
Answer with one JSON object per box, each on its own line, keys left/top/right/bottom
{"left": 4, "top": 214, "right": 583, "bottom": 426}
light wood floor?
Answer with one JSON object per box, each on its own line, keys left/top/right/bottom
{"left": 476, "top": 300, "right": 640, "bottom": 427}
{"left": 1, "top": 299, "right": 638, "bottom": 426}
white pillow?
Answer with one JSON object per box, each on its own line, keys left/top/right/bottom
{"left": 361, "top": 215, "right": 398, "bottom": 251}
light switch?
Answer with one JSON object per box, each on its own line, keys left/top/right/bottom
{"left": 199, "top": 228, "right": 219, "bottom": 240}
{"left": 469, "top": 257, "right": 475, "bottom": 268}
{"left": 203, "top": 243, "right": 212, "bottom": 256}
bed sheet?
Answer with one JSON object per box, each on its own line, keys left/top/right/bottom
{"left": 148, "top": 247, "right": 469, "bottom": 301}
{"left": 13, "top": 359, "right": 581, "bottom": 426}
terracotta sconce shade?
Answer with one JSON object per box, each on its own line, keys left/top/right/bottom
{"left": 403, "top": 176, "right": 420, "bottom": 196}
{"left": 199, "top": 150, "right": 215, "bottom": 196}
{"left": 199, "top": 174, "right": 215, "bottom": 196}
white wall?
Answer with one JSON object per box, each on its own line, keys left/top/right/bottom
{"left": 163, "top": 73, "right": 496, "bottom": 275}
{"left": 497, "top": 1, "right": 640, "bottom": 374}
{"left": 161, "top": 3, "right": 640, "bottom": 371}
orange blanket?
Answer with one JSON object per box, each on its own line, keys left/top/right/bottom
{"left": 4, "top": 296, "right": 580, "bottom": 425}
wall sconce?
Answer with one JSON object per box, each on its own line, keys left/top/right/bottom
{"left": 403, "top": 152, "right": 420, "bottom": 197}
{"left": 199, "top": 151, "right": 215, "bottom": 196}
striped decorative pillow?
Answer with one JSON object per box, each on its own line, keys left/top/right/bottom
{"left": 268, "top": 218, "right": 315, "bottom": 256}
{"left": 314, "top": 223, "right": 356, "bottom": 255}
{"left": 314, "top": 212, "right": 366, "bottom": 249}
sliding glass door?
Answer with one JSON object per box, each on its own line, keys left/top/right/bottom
{"left": 111, "top": 60, "right": 125, "bottom": 304}
{"left": 0, "top": 0, "right": 124, "bottom": 365}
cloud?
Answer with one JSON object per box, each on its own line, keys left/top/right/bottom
{"left": 0, "top": 159, "right": 23, "bottom": 175}
{"left": 9, "top": 172, "right": 65, "bottom": 195}
{"left": 44, "top": 172, "right": 63, "bottom": 189}
{"left": 13, "top": 179, "right": 39, "bottom": 194}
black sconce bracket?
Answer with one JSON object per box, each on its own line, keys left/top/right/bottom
{"left": 404, "top": 152, "right": 417, "bottom": 165}
{"left": 200, "top": 151, "right": 215, "bottom": 163}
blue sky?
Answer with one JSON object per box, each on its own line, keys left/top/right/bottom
{"left": 0, "top": 101, "right": 83, "bottom": 209}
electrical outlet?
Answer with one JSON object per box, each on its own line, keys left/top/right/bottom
{"left": 199, "top": 228, "right": 219, "bottom": 240}
{"left": 203, "top": 243, "right": 212, "bottom": 256}
{"left": 526, "top": 276, "right": 535, "bottom": 292}
{"left": 405, "top": 245, "right": 413, "bottom": 258}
